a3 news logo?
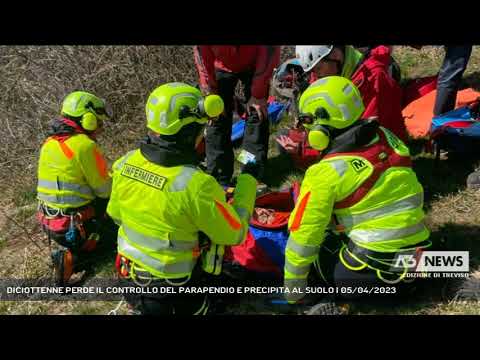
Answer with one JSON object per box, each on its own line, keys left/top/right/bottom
{"left": 391, "top": 251, "right": 469, "bottom": 272}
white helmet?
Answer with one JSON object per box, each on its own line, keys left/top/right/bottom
{"left": 295, "top": 45, "right": 334, "bottom": 73}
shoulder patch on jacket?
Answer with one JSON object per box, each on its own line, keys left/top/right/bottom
{"left": 350, "top": 159, "right": 368, "bottom": 173}
{"left": 121, "top": 164, "right": 167, "bottom": 190}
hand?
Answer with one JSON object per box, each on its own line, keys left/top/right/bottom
{"left": 293, "top": 116, "right": 304, "bottom": 130}
{"left": 246, "top": 96, "right": 268, "bottom": 121}
{"left": 199, "top": 85, "right": 218, "bottom": 97}
{"left": 276, "top": 135, "right": 299, "bottom": 153}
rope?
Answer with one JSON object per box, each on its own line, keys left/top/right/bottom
{"left": 40, "top": 202, "right": 61, "bottom": 217}
{"left": 166, "top": 273, "right": 191, "bottom": 286}
{"left": 107, "top": 299, "right": 124, "bottom": 315}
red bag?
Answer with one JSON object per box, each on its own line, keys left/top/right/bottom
{"left": 250, "top": 184, "right": 299, "bottom": 229}
{"left": 224, "top": 182, "right": 300, "bottom": 276}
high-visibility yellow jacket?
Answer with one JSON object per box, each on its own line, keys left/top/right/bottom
{"left": 284, "top": 127, "right": 429, "bottom": 300}
{"left": 106, "top": 148, "right": 257, "bottom": 279}
{"left": 37, "top": 133, "right": 111, "bottom": 209}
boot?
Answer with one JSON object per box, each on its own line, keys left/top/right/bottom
{"left": 51, "top": 249, "right": 75, "bottom": 286}
{"left": 81, "top": 233, "right": 99, "bottom": 252}
{"left": 303, "top": 298, "right": 347, "bottom": 315}
{"left": 467, "top": 170, "right": 480, "bottom": 190}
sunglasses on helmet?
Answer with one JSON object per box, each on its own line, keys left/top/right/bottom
{"left": 298, "top": 107, "right": 330, "bottom": 126}
{"left": 298, "top": 113, "right": 315, "bottom": 125}
{"left": 85, "top": 101, "right": 113, "bottom": 119}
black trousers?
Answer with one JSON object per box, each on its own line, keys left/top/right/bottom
{"left": 206, "top": 70, "right": 270, "bottom": 185}
{"left": 315, "top": 236, "right": 414, "bottom": 300}
{"left": 121, "top": 266, "right": 209, "bottom": 315}
{"left": 434, "top": 46, "right": 473, "bottom": 116}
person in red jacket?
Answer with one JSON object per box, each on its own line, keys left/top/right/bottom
{"left": 194, "top": 45, "right": 281, "bottom": 185}
{"left": 276, "top": 45, "right": 407, "bottom": 170}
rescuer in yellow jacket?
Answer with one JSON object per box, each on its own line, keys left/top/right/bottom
{"left": 107, "top": 83, "right": 257, "bottom": 315}
{"left": 36, "top": 91, "right": 113, "bottom": 286}
{"left": 283, "top": 76, "right": 431, "bottom": 305}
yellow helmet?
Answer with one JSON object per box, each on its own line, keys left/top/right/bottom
{"left": 298, "top": 76, "right": 365, "bottom": 151}
{"left": 145, "top": 82, "right": 224, "bottom": 135}
{"left": 61, "top": 91, "right": 110, "bottom": 131}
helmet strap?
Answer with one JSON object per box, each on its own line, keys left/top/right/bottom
{"left": 61, "top": 118, "right": 85, "bottom": 134}
{"left": 61, "top": 118, "right": 97, "bottom": 140}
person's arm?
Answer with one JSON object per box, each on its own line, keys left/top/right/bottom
{"left": 373, "top": 70, "right": 408, "bottom": 142}
{"left": 284, "top": 162, "right": 340, "bottom": 302}
{"left": 193, "top": 46, "right": 218, "bottom": 94}
{"left": 77, "top": 141, "right": 112, "bottom": 199}
{"left": 246, "top": 46, "right": 281, "bottom": 119}
{"left": 191, "top": 173, "right": 257, "bottom": 246}
{"left": 106, "top": 153, "right": 133, "bottom": 226}
{"left": 360, "top": 54, "right": 407, "bottom": 142}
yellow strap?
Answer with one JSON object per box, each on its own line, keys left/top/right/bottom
{"left": 376, "top": 266, "right": 408, "bottom": 285}
{"left": 130, "top": 263, "right": 152, "bottom": 287}
{"left": 339, "top": 245, "right": 368, "bottom": 271}
{"left": 313, "top": 257, "right": 329, "bottom": 283}
{"left": 339, "top": 244, "right": 411, "bottom": 284}
{"left": 193, "top": 296, "right": 209, "bottom": 315}
{"left": 165, "top": 274, "right": 191, "bottom": 286}
{"left": 129, "top": 261, "right": 191, "bottom": 286}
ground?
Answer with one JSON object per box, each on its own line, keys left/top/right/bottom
{"left": 0, "top": 46, "right": 479, "bottom": 315}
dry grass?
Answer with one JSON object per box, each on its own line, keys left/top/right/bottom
{"left": 0, "top": 46, "right": 200, "bottom": 200}
{"left": 0, "top": 46, "right": 479, "bottom": 314}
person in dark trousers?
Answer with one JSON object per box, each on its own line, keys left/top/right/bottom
{"left": 432, "top": 46, "right": 480, "bottom": 189}
{"left": 434, "top": 46, "right": 473, "bottom": 116}
{"left": 194, "top": 46, "right": 281, "bottom": 186}
{"left": 411, "top": 46, "right": 478, "bottom": 188}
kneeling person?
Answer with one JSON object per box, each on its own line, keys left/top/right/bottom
{"left": 283, "top": 77, "right": 431, "bottom": 304}
{"left": 36, "top": 91, "right": 113, "bottom": 285}
{"left": 107, "top": 83, "right": 257, "bottom": 315}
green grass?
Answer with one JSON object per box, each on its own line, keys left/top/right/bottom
{"left": 74, "top": 301, "right": 123, "bottom": 315}
{"left": 13, "top": 187, "right": 37, "bottom": 208}
{"left": 0, "top": 235, "right": 5, "bottom": 251}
